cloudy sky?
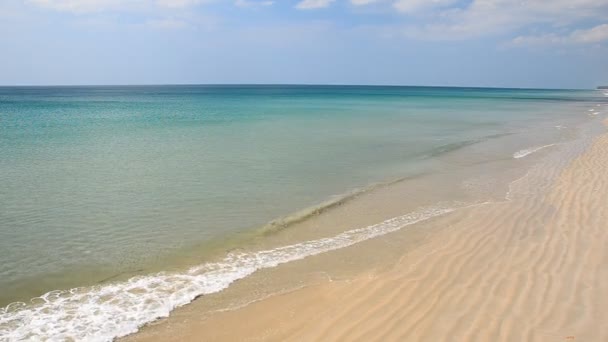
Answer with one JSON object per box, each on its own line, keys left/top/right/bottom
{"left": 1, "top": 0, "right": 607, "bottom": 88}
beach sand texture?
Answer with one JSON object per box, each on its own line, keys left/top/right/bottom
{"left": 128, "top": 121, "right": 608, "bottom": 342}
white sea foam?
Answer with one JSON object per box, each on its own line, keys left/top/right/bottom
{"left": 0, "top": 206, "right": 455, "bottom": 342}
{"left": 513, "top": 144, "right": 556, "bottom": 159}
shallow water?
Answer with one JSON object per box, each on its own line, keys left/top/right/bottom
{"left": 0, "top": 85, "right": 605, "bottom": 340}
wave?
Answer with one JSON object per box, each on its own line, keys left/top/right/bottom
{"left": 426, "top": 139, "right": 482, "bottom": 158}
{"left": 258, "top": 174, "right": 423, "bottom": 235}
{"left": 258, "top": 131, "right": 512, "bottom": 237}
{"left": 0, "top": 205, "right": 457, "bottom": 341}
{"left": 260, "top": 188, "right": 372, "bottom": 235}
{"left": 513, "top": 144, "right": 556, "bottom": 159}
{"left": 425, "top": 132, "right": 514, "bottom": 159}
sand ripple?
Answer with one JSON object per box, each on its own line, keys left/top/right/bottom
{"left": 128, "top": 122, "right": 608, "bottom": 342}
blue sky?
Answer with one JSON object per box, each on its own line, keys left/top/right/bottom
{"left": 0, "top": 0, "right": 607, "bottom": 88}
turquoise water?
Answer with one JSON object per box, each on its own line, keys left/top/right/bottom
{"left": 0, "top": 85, "right": 605, "bottom": 340}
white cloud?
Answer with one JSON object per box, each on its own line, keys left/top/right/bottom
{"left": 295, "top": 0, "right": 335, "bottom": 10}
{"left": 235, "top": 0, "right": 273, "bottom": 8}
{"left": 22, "top": 0, "right": 608, "bottom": 47}
{"left": 572, "top": 23, "right": 608, "bottom": 43}
{"left": 511, "top": 23, "right": 608, "bottom": 46}
{"left": 400, "top": 0, "right": 608, "bottom": 40}
{"left": 393, "top": 0, "right": 456, "bottom": 14}
{"left": 350, "top": 0, "right": 381, "bottom": 6}
{"left": 156, "top": 0, "right": 207, "bottom": 9}
{"left": 27, "top": 0, "right": 136, "bottom": 13}
{"left": 26, "top": 0, "right": 211, "bottom": 13}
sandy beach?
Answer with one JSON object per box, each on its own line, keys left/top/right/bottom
{"left": 2, "top": 1, "right": 608, "bottom": 340}
{"left": 125, "top": 119, "right": 608, "bottom": 342}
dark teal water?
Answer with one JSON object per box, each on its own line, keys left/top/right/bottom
{"left": 0, "top": 85, "right": 605, "bottom": 340}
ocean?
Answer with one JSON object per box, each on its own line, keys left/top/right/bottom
{"left": 0, "top": 85, "right": 605, "bottom": 340}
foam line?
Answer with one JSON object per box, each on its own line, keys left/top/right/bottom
{"left": 0, "top": 206, "right": 456, "bottom": 341}
{"left": 513, "top": 144, "right": 556, "bottom": 159}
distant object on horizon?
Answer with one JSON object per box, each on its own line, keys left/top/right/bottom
{"left": 598, "top": 86, "right": 608, "bottom": 89}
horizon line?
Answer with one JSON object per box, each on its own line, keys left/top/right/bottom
{"left": 0, "top": 83, "right": 594, "bottom": 91}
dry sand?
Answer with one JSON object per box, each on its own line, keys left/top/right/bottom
{"left": 128, "top": 122, "right": 608, "bottom": 341}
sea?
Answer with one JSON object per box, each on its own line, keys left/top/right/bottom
{"left": 1, "top": 85, "right": 606, "bottom": 341}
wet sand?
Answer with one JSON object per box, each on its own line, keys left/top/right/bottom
{"left": 127, "top": 121, "right": 608, "bottom": 342}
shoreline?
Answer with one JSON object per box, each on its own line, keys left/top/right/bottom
{"left": 126, "top": 118, "right": 608, "bottom": 341}
{"left": 1, "top": 100, "right": 604, "bottom": 340}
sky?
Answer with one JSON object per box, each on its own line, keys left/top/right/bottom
{"left": 0, "top": 0, "right": 607, "bottom": 88}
